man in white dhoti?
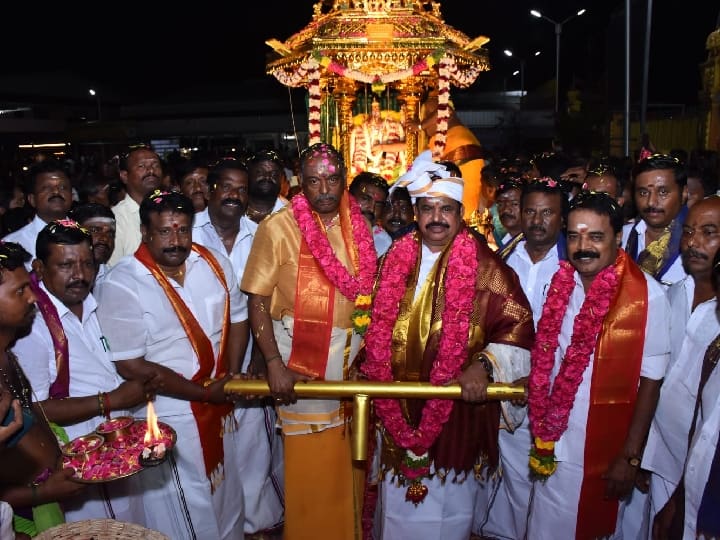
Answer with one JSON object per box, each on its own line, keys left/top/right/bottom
{"left": 362, "top": 153, "right": 535, "bottom": 540}
{"left": 526, "top": 191, "right": 671, "bottom": 540}
{"left": 95, "top": 190, "right": 248, "bottom": 540}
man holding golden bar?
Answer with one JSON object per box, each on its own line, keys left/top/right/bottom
{"left": 361, "top": 152, "right": 534, "bottom": 540}
{"left": 241, "top": 143, "right": 377, "bottom": 540}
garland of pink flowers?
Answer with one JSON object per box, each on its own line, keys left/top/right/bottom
{"left": 362, "top": 228, "right": 478, "bottom": 464}
{"left": 291, "top": 193, "right": 377, "bottom": 334}
{"left": 527, "top": 260, "right": 618, "bottom": 478}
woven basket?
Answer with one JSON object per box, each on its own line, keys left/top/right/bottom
{"left": 35, "top": 519, "right": 169, "bottom": 540}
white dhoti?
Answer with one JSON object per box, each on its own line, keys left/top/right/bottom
{"left": 229, "top": 403, "right": 284, "bottom": 533}
{"left": 475, "top": 417, "right": 533, "bottom": 539}
{"left": 374, "top": 472, "right": 479, "bottom": 540}
{"left": 137, "top": 413, "right": 244, "bottom": 540}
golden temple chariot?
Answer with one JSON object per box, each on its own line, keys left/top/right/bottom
{"left": 265, "top": 0, "right": 491, "bottom": 179}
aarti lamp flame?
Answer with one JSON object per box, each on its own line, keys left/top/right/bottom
{"left": 144, "top": 401, "right": 161, "bottom": 444}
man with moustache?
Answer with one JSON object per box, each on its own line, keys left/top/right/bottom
{"left": 69, "top": 203, "right": 116, "bottom": 287}
{"left": 349, "top": 171, "right": 391, "bottom": 255}
{"left": 623, "top": 154, "right": 689, "bottom": 287}
{"left": 3, "top": 160, "right": 73, "bottom": 264}
{"left": 477, "top": 177, "right": 568, "bottom": 540}
{"left": 242, "top": 143, "right": 376, "bottom": 540}
{"left": 11, "top": 220, "right": 149, "bottom": 525}
{"left": 381, "top": 185, "right": 416, "bottom": 240}
{"left": 653, "top": 248, "right": 720, "bottom": 539}
{"left": 95, "top": 191, "right": 248, "bottom": 539}
{"left": 639, "top": 195, "right": 720, "bottom": 538}
{"left": 108, "top": 145, "right": 163, "bottom": 266}
{"left": 362, "top": 154, "right": 534, "bottom": 540}
{"left": 245, "top": 150, "right": 288, "bottom": 225}
{"left": 526, "top": 192, "right": 671, "bottom": 540}
{"left": 495, "top": 178, "right": 524, "bottom": 250}
{"left": 192, "top": 159, "right": 285, "bottom": 536}
{"left": 0, "top": 241, "right": 86, "bottom": 536}
{"left": 176, "top": 157, "right": 210, "bottom": 213}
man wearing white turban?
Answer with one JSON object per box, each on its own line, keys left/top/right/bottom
{"left": 361, "top": 152, "right": 535, "bottom": 540}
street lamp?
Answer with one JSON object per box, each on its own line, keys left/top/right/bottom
{"left": 503, "top": 49, "right": 541, "bottom": 108}
{"left": 88, "top": 88, "right": 101, "bottom": 123}
{"left": 530, "top": 8, "right": 586, "bottom": 115}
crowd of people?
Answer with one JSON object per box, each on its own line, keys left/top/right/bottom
{"left": 0, "top": 124, "right": 718, "bottom": 540}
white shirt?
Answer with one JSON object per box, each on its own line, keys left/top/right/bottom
{"left": 505, "top": 240, "right": 562, "bottom": 327}
{"left": 94, "top": 247, "right": 245, "bottom": 416}
{"left": 2, "top": 214, "right": 48, "bottom": 266}
{"left": 108, "top": 195, "right": 141, "bottom": 267}
{"left": 684, "top": 346, "right": 720, "bottom": 539}
{"left": 373, "top": 224, "right": 392, "bottom": 256}
{"left": 553, "top": 271, "right": 671, "bottom": 464}
{"left": 643, "top": 277, "right": 719, "bottom": 493}
{"left": 12, "top": 282, "right": 122, "bottom": 440}
{"left": 621, "top": 219, "right": 687, "bottom": 287}
{"left": 193, "top": 209, "right": 254, "bottom": 369}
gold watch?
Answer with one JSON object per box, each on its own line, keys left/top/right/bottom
{"left": 627, "top": 456, "right": 641, "bottom": 467}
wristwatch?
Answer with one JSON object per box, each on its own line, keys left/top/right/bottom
{"left": 627, "top": 456, "right": 641, "bottom": 467}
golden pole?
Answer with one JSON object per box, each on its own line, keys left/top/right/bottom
{"left": 352, "top": 394, "right": 370, "bottom": 461}
{"left": 224, "top": 379, "right": 525, "bottom": 400}
{"left": 224, "top": 379, "right": 525, "bottom": 461}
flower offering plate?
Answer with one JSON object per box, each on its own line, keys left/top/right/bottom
{"left": 62, "top": 419, "right": 177, "bottom": 483}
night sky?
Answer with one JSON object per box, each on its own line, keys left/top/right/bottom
{"left": 1, "top": 1, "right": 716, "bottom": 106}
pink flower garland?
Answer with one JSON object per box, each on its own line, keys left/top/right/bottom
{"left": 362, "top": 229, "right": 478, "bottom": 460}
{"left": 291, "top": 193, "right": 377, "bottom": 326}
{"left": 527, "top": 260, "right": 618, "bottom": 477}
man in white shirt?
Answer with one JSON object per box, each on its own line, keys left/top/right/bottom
{"left": 12, "top": 220, "right": 148, "bottom": 524}
{"left": 477, "top": 177, "right": 567, "bottom": 539}
{"left": 526, "top": 192, "right": 671, "bottom": 539}
{"left": 622, "top": 153, "right": 688, "bottom": 287}
{"left": 641, "top": 195, "right": 720, "bottom": 538}
{"left": 3, "top": 160, "right": 73, "bottom": 265}
{"left": 495, "top": 178, "right": 523, "bottom": 250}
{"left": 192, "top": 159, "right": 285, "bottom": 536}
{"left": 107, "top": 145, "right": 162, "bottom": 267}
{"left": 348, "top": 171, "right": 392, "bottom": 255}
{"left": 69, "top": 203, "right": 116, "bottom": 288}
{"left": 95, "top": 190, "right": 248, "bottom": 540}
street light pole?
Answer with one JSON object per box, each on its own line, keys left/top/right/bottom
{"left": 88, "top": 89, "right": 101, "bottom": 123}
{"left": 530, "top": 8, "right": 586, "bottom": 115}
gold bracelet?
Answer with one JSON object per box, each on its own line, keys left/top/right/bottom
{"left": 97, "top": 392, "right": 106, "bottom": 417}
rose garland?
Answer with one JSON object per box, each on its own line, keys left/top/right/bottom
{"left": 527, "top": 260, "right": 619, "bottom": 478}
{"left": 291, "top": 193, "right": 377, "bottom": 335}
{"left": 361, "top": 229, "right": 478, "bottom": 504}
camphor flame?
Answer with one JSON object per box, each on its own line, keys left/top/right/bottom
{"left": 143, "top": 401, "right": 161, "bottom": 444}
